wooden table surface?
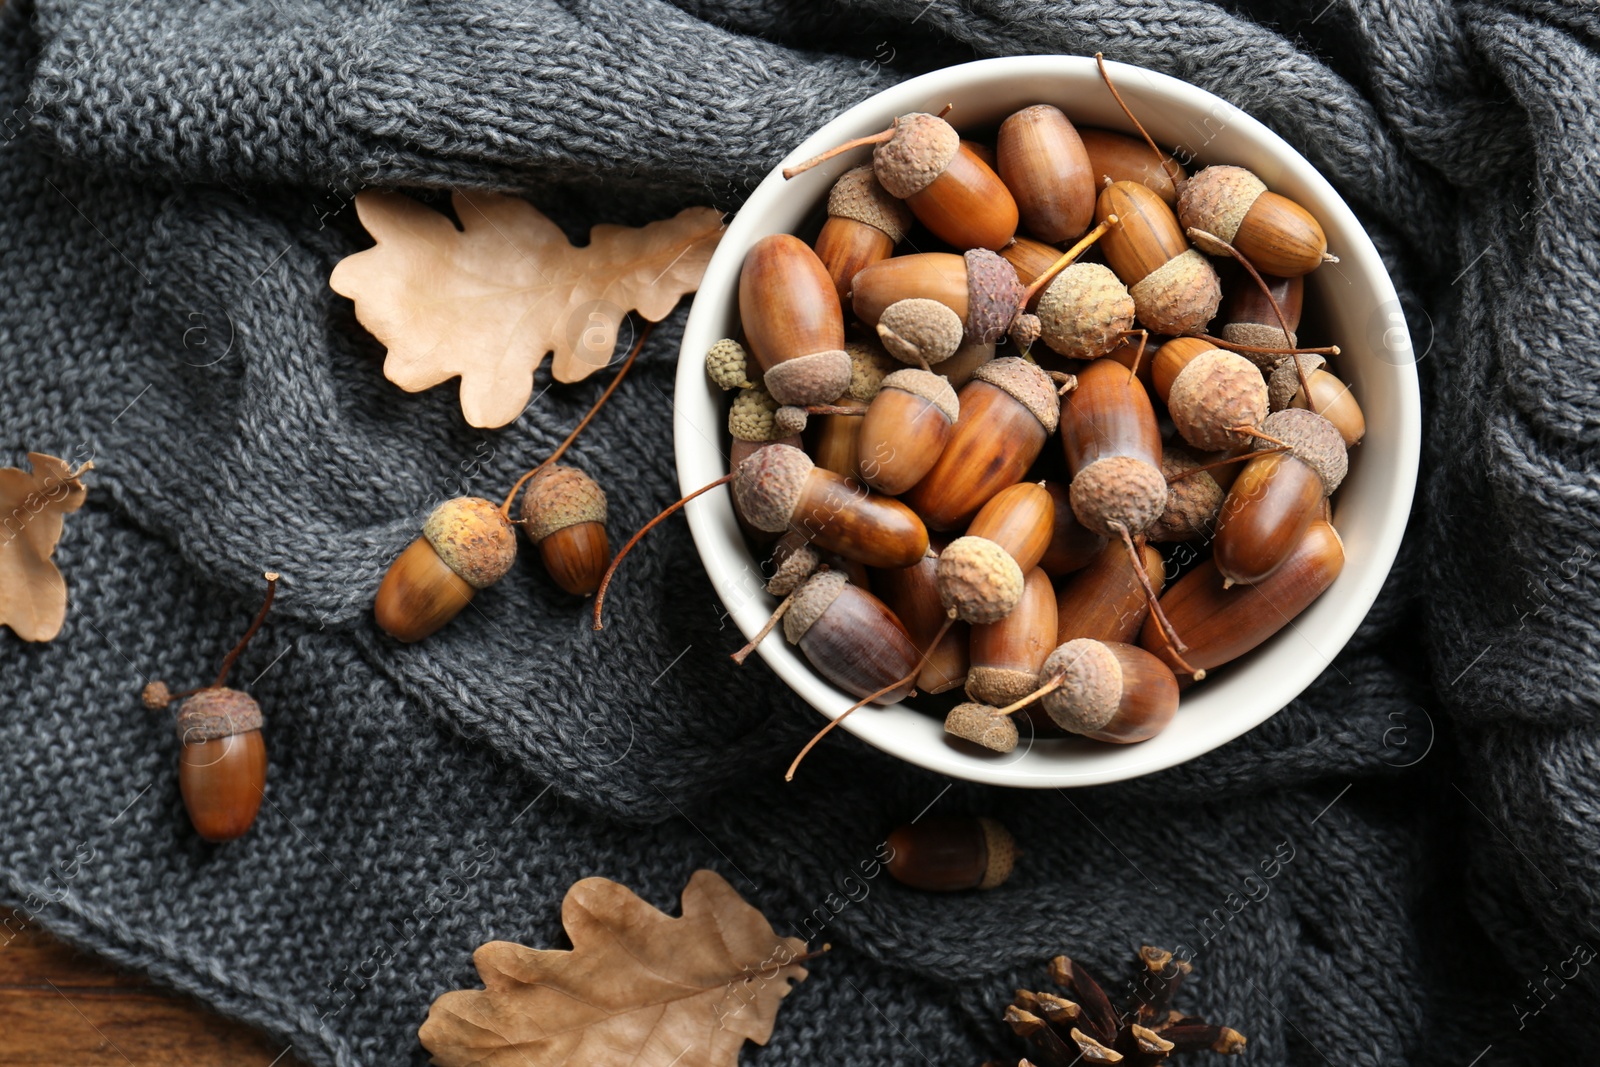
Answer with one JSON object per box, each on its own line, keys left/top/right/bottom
{"left": 0, "top": 909, "right": 311, "bottom": 1066}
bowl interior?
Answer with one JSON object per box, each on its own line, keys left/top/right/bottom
{"left": 675, "top": 56, "right": 1420, "bottom": 787}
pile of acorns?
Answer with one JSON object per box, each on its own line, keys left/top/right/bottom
{"left": 711, "top": 88, "right": 1361, "bottom": 755}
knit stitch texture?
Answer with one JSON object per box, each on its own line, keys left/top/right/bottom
{"left": 2, "top": 1, "right": 1597, "bottom": 1064}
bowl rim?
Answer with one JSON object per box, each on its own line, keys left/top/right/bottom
{"left": 674, "top": 54, "right": 1421, "bottom": 787}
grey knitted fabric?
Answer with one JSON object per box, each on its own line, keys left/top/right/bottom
{"left": 2, "top": 0, "right": 1596, "bottom": 1064}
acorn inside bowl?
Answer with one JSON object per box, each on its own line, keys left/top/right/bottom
{"left": 674, "top": 55, "right": 1420, "bottom": 787}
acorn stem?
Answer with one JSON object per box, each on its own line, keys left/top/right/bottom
{"left": 1122, "top": 329, "right": 1149, "bottom": 382}
{"left": 1017, "top": 215, "right": 1120, "bottom": 308}
{"left": 1113, "top": 525, "right": 1199, "bottom": 674}
{"left": 591, "top": 473, "right": 734, "bottom": 630}
{"left": 993, "top": 671, "right": 1067, "bottom": 716}
{"left": 1195, "top": 334, "right": 1340, "bottom": 358}
{"left": 1166, "top": 447, "right": 1288, "bottom": 482}
{"left": 730, "top": 588, "right": 799, "bottom": 665}
{"left": 782, "top": 127, "right": 897, "bottom": 180}
{"left": 1047, "top": 370, "right": 1079, "bottom": 396}
{"left": 212, "top": 572, "right": 279, "bottom": 688}
{"left": 1095, "top": 52, "right": 1185, "bottom": 188}
{"left": 785, "top": 616, "right": 953, "bottom": 782}
{"left": 803, "top": 404, "right": 870, "bottom": 417}
{"left": 1228, "top": 425, "right": 1289, "bottom": 448}
{"left": 500, "top": 321, "right": 653, "bottom": 515}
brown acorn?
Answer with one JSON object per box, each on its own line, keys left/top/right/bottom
{"left": 814, "top": 165, "right": 914, "bottom": 304}
{"left": 1096, "top": 180, "right": 1221, "bottom": 336}
{"left": 874, "top": 543, "right": 970, "bottom": 695}
{"left": 518, "top": 464, "right": 609, "bottom": 596}
{"left": 1219, "top": 273, "right": 1303, "bottom": 369}
{"left": 851, "top": 249, "right": 1026, "bottom": 347}
{"left": 734, "top": 444, "right": 928, "bottom": 568}
{"left": 1268, "top": 355, "right": 1366, "bottom": 447}
{"left": 1038, "top": 480, "right": 1105, "bottom": 577}
{"left": 875, "top": 298, "right": 966, "bottom": 367}
{"left": 1033, "top": 263, "right": 1136, "bottom": 360}
{"left": 375, "top": 497, "right": 517, "bottom": 643}
{"left": 739, "top": 234, "right": 851, "bottom": 407}
{"left": 1213, "top": 409, "right": 1347, "bottom": 586}
{"left": 1078, "top": 127, "right": 1186, "bottom": 205}
{"left": 143, "top": 572, "right": 279, "bottom": 843}
{"left": 781, "top": 571, "right": 919, "bottom": 704}
{"left": 1059, "top": 358, "right": 1165, "bottom": 540}
{"left": 857, "top": 368, "right": 959, "bottom": 495}
{"left": 885, "top": 816, "right": 1016, "bottom": 891}
{"left": 1035, "top": 639, "right": 1178, "bottom": 743}
{"left": 1178, "top": 166, "right": 1330, "bottom": 277}
{"left": 968, "top": 566, "right": 1058, "bottom": 705}
{"left": 1055, "top": 539, "right": 1165, "bottom": 645}
{"left": 903, "top": 357, "right": 1060, "bottom": 531}
{"left": 1164, "top": 349, "right": 1269, "bottom": 453}
{"left": 1142, "top": 519, "right": 1344, "bottom": 678}
{"left": 997, "top": 104, "right": 1095, "bottom": 243}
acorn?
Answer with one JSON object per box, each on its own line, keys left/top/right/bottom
{"left": 944, "top": 701, "right": 1022, "bottom": 754}
{"left": 1078, "top": 127, "right": 1186, "bottom": 205}
{"left": 876, "top": 298, "right": 966, "bottom": 367}
{"left": 857, "top": 368, "right": 959, "bottom": 495}
{"left": 935, "top": 481, "right": 1054, "bottom": 625}
{"left": 1178, "top": 165, "right": 1330, "bottom": 277}
{"left": 1142, "top": 519, "right": 1345, "bottom": 678}
{"left": 1164, "top": 348, "right": 1269, "bottom": 453}
{"left": 518, "top": 464, "right": 609, "bottom": 596}
{"left": 734, "top": 444, "right": 928, "bottom": 568}
{"left": 704, "top": 338, "right": 753, "bottom": 391}
{"left": 814, "top": 165, "right": 914, "bottom": 304}
{"left": 143, "top": 572, "right": 278, "bottom": 843}
{"left": 1034, "top": 262, "right": 1136, "bottom": 360}
{"left": 1213, "top": 409, "right": 1347, "bottom": 586}
{"left": 1059, "top": 357, "right": 1165, "bottom": 540}
{"left": 1219, "top": 273, "right": 1303, "bottom": 369}
{"left": 939, "top": 340, "right": 998, "bottom": 388}
{"left": 997, "top": 104, "right": 1095, "bottom": 243}
{"left": 1268, "top": 355, "right": 1366, "bottom": 447}
{"left": 786, "top": 112, "right": 1019, "bottom": 251}
{"left": 1096, "top": 180, "right": 1221, "bottom": 336}
{"left": 851, "top": 249, "right": 1027, "bottom": 347}
{"left": 1055, "top": 538, "right": 1165, "bottom": 645}
{"left": 1035, "top": 639, "right": 1178, "bottom": 743}
{"left": 968, "top": 566, "right": 1058, "bottom": 705}
{"left": 782, "top": 570, "right": 919, "bottom": 704}
{"left": 885, "top": 816, "right": 1016, "bottom": 891}
{"left": 1151, "top": 444, "right": 1224, "bottom": 543}
{"left": 903, "top": 357, "right": 1060, "bottom": 530}
{"left": 375, "top": 497, "right": 517, "bottom": 642}
{"left": 875, "top": 544, "right": 970, "bottom": 695}
{"left": 738, "top": 234, "right": 851, "bottom": 407}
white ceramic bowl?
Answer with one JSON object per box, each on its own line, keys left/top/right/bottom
{"left": 675, "top": 55, "right": 1420, "bottom": 787}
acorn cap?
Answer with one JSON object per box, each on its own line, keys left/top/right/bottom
{"left": 972, "top": 357, "right": 1060, "bottom": 433}
{"left": 782, "top": 570, "right": 848, "bottom": 644}
{"left": 966, "top": 666, "right": 1042, "bottom": 707}
{"left": 175, "top": 687, "right": 263, "bottom": 743}
{"left": 937, "top": 535, "right": 1026, "bottom": 624}
{"left": 1221, "top": 321, "right": 1297, "bottom": 369}
{"left": 845, "top": 338, "right": 897, "bottom": 401}
{"left": 1069, "top": 455, "right": 1168, "bottom": 539}
{"left": 945, "top": 702, "right": 1019, "bottom": 753}
{"left": 1128, "top": 248, "right": 1222, "bottom": 335}
{"left": 1268, "top": 354, "right": 1328, "bottom": 411}
{"left": 1039, "top": 639, "right": 1123, "bottom": 733}
{"left": 773, "top": 405, "right": 809, "bottom": 436}
{"left": 828, "top": 164, "right": 913, "bottom": 242}
{"left": 963, "top": 249, "right": 1025, "bottom": 345}
{"left": 765, "top": 536, "right": 820, "bottom": 597}
{"left": 1035, "top": 262, "right": 1136, "bottom": 360}
{"left": 873, "top": 112, "right": 961, "bottom": 199}
{"left": 1151, "top": 444, "right": 1223, "bottom": 543}
{"left": 423, "top": 496, "right": 517, "bottom": 589}
{"left": 877, "top": 298, "right": 964, "bottom": 366}
{"left": 879, "top": 368, "right": 959, "bottom": 423}
{"left": 763, "top": 348, "right": 852, "bottom": 407}
{"left": 976, "top": 817, "right": 1016, "bottom": 888}
{"left": 1168, "top": 350, "right": 1268, "bottom": 453}
{"left": 1007, "top": 313, "right": 1041, "bottom": 350}
{"left": 728, "top": 384, "right": 784, "bottom": 442}
{"left": 519, "top": 464, "right": 606, "bottom": 543}
{"left": 141, "top": 680, "right": 172, "bottom": 710}
{"left": 1259, "top": 408, "right": 1348, "bottom": 495}
{"left": 734, "top": 444, "right": 813, "bottom": 533}
{"left": 705, "top": 338, "right": 752, "bottom": 390}
{"left": 1178, "top": 165, "right": 1267, "bottom": 250}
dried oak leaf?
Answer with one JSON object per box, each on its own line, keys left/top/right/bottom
{"left": 330, "top": 190, "right": 724, "bottom": 429}
{"left": 419, "top": 869, "right": 808, "bottom": 1067}
{"left": 0, "top": 453, "right": 90, "bottom": 642}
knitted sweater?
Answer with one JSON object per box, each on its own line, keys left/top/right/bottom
{"left": 1, "top": 0, "right": 1596, "bottom": 1063}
